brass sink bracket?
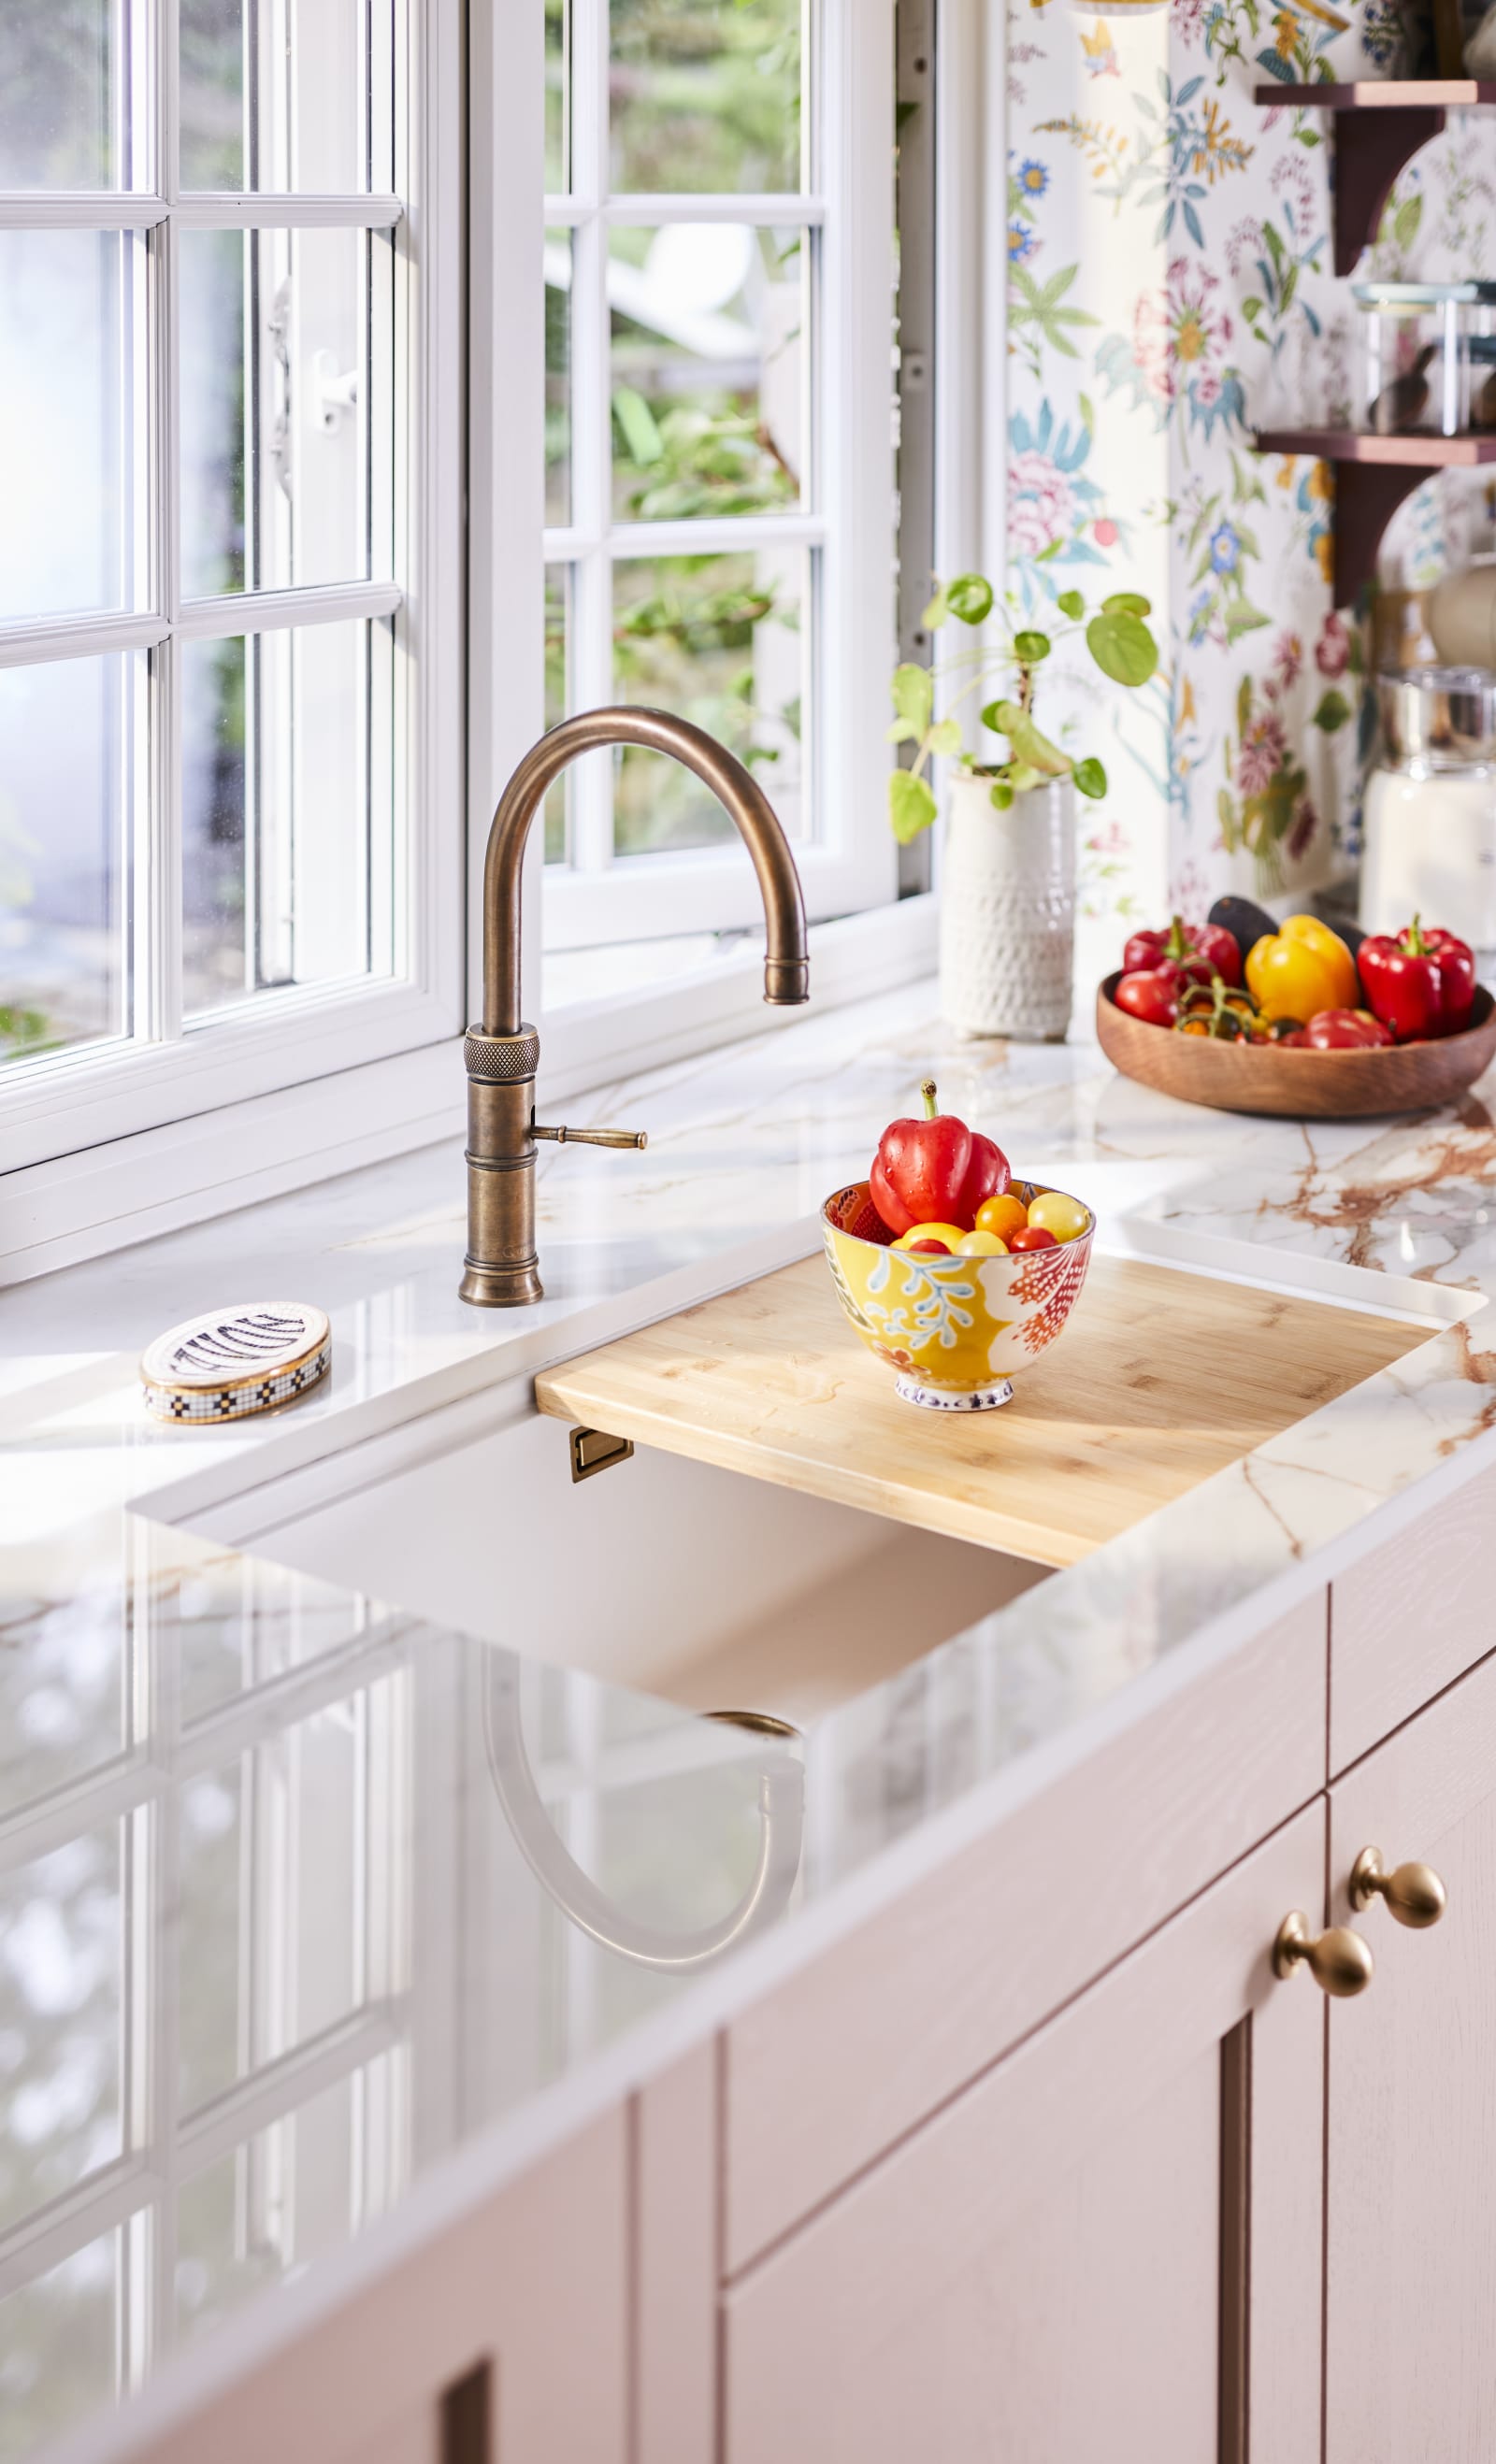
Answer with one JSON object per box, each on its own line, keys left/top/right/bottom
{"left": 568, "top": 1426, "right": 634, "bottom": 1483}
{"left": 460, "top": 706, "right": 810, "bottom": 1307}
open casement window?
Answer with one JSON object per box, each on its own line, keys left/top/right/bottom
{"left": 0, "top": 0, "right": 460, "bottom": 1180}
{"left": 539, "top": 0, "right": 898, "bottom": 955}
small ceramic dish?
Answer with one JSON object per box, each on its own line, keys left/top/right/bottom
{"left": 822, "top": 1180, "right": 1095, "bottom": 1411}
{"left": 140, "top": 1302, "right": 331, "bottom": 1424}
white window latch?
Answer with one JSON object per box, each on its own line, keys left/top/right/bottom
{"left": 312, "top": 350, "right": 360, "bottom": 433}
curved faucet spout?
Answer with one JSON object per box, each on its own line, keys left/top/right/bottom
{"left": 481, "top": 705, "right": 810, "bottom": 1034}
{"left": 460, "top": 706, "right": 810, "bottom": 1306}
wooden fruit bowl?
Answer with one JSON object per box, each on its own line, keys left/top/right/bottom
{"left": 1096, "top": 972, "right": 1496, "bottom": 1118}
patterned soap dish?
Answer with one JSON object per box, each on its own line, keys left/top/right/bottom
{"left": 140, "top": 1303, "right": 332, "bottom": 1425}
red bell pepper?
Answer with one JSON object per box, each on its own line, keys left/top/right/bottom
{"left": 1359, "top": 916, "right": 1476, "bottom": 1041}
{"left": 1122, "top": 912, "right": 1243, "bottom": 988}
{"left": 870, "top": 1082, "right": 1010, "bottom": 1237}
{"left": 1114, "top": 966, "right": 1184, "bottom": 1029}
{"left": 1425, "top": 924, "right": 1476, "bottom": 1033}
{"left": 1302, "top": 1009, "right": 1393, "bottom": 1051}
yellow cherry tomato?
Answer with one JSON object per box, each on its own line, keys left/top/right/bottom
{"left": 974, "top": 1192, "right": 1029, "bottom": 1242}
{"left": 953, "top": 1228, "right": 1008, "bottom": 1255}
{"left": 1026, "top": 1190, "right": 1090, "bottom": 1243}
{"left": 894, "top": 1221, "right": 971, "bottom": 1253}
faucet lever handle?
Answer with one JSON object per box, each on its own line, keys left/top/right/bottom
{"left": 533, "top": 1123, "right": 649, "bottom": 1152}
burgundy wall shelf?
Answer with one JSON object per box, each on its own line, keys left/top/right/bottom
{"left": 1250, "top": 81, "right": 1496, "bottom": 600}
{"left": 1252, "top": 430, "right": 1496, "bottom": 602}
{"left": 1250, "top": 84, "right": 1496, "bottom": 276}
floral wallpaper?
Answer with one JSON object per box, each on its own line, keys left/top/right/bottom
{"left": 1003, "top": 0, "right": 1496, "bottom": 990}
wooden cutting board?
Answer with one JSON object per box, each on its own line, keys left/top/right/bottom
{"left": 534, "top": 1253, "right": 1428, "bottom": 1570}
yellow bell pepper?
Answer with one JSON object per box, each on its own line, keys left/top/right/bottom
{"left": 1244, "top": 914, "right": 1359, "bottom": 1024}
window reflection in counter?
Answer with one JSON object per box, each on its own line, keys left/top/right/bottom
{"left": 0, "top": 1536, "right": 412, "bottom": 2452}
{"left": 0, "top": 1538, "right": 800, "bottom": 2448}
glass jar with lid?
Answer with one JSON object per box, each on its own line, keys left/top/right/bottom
{"left": 1352, "top": 281, "right": 1496, "bottom": 437}
{"left": 1361, "top": 666, "right": 1496, "bottom": 944}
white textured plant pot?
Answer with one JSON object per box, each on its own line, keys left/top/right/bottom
{"left": 939, "top": 773, "right": 1075, "bottom": 1040}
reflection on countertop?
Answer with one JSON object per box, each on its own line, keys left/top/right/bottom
{"left": 7, "top": 974, "right": 1496, "bottom": 2457}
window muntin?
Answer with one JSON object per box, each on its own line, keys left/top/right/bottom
{"left": 0, "top": 1, "right": 414, "bottom": 1111}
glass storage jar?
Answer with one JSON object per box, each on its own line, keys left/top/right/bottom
{"left": 1353, "top": 282, "right": 1496, "bottom": 438}
{"left": 1360, "top": 666, "right": 1496, "bottom": 945}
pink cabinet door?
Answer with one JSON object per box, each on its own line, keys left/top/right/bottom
{"left": 1326, "top": 1644, "right": 1496, "bottom": 2463}
{"left": 119, "top": 2110, "right": 629, "bottom": 2464}
{"left": 723, "top": 1807, "right": 1329, "bottom": 2464}
{"left": 1330, "top": 1456, "right": 1496, "bottom": 1772}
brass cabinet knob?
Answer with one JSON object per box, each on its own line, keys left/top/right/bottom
{"left": 1273, "top": 1911, "right": 1375, "bottom": 1997}
{"left": 1348, "top": 1844, "right": 1447, "bottom": 1929}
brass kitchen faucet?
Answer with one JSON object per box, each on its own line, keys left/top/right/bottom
{"left": 460, "top": 707, "right": 810, "bottom": 1305}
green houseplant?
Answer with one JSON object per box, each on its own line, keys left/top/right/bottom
{"left": 888, "top": 572, "right": 1160, "bottom": 1041}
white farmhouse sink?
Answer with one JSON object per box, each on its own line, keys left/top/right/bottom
{"left": 185, "top": 1388, "right": 1047, "bottom": 1727}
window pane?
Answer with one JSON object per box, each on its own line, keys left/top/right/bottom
{"left": 0, "top": 1829, "right": 122, "bottom": 2234}
{"left": 545, "top": 569, "right": 570, "bottom": 864}
{"left": 181, "top": 228, "right": 391, "bottom": 600}
{"left": 0, "top": 1574, "right": 128, "bottom": 1817}
{"left": 546, "top": 0, "right": 568, "bottom": 192}
{"left": 0, "top": 2230, "right": 121, "bottom": 2464}
{"left": 611, "top": 549, "right": 807, "bottom": 853}
{"left": 181, "top": 619, "right": 394, "bottom": 1017}
{"left": 0, "top": 230, "right": 143, "bottom": 623}
{"left": 176, "top": 2056, "right": 400, "bottom": 2346}
{"left": 180, "top": 0, "right": 392, "bottom": 191}
{"left": 177, "top": 1683, "right": 400, "bottom": 2110}
{"left": 545, "top": 236, "right": 572, "bottom": 526}
{"left": 0, "top": 2, "right": 122, "bottom": 189}
{"left": 610, "top": 0, "right": 802, "bottom": 194}
{"left": 610, "top": 224, "right": 805, "bottom": 523}
{"left": 0, "top": 655, "right": 135, "bottom": 1067}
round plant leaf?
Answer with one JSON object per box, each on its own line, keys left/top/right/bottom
{"left": 989, "top": 780, "right": 1014, "bottom": 810}
{"left": 1013, "top": 629, "right": 1052, "bottom": 663}
{"left": 945, "top": 572, "right": 995, "bottom": 626}
{"left": 890, "top": 661, "right": 935, "bottom": 734}
{"left": 1056, "top": 589, "right": 1086, "bottom": 620}
{"left": 888, "top": 768, "right": 939, "bottom": 843}
{"left": 1072, "top": 755, "right": 1108, "bottom": 800}
{"left": 1100, "top": 591, "right": 1152, "bottom": 618}
{"left": 1086, "top": 608, "right": 1158, "bottom": 687}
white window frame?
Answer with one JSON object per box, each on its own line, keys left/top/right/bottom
{"left": 527, "top": 0, "right": 899, "bottom": 958}
{"left": 2, "top": 2, "right": 958, "bottom": 1287}
{"left": 0, "top": 0, "right": 464, "bottom": 1188}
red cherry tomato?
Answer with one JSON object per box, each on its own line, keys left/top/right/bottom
{"left": 1114, "top": 966, "right": 1183, "bottom": 1029}
{"left": 906, "top": 1238, "right": 951, "bottom": 1253}
{"left": 1008, "top": 1225, "right": 1058, "bottom": 1251}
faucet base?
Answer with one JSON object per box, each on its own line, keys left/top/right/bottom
{"left": 459, "top": 1259, "right": 544, "bottom": 1307}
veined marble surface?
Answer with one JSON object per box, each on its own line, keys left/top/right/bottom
{"left": 7, "top": 977, "right": 1496, "bottom": 2460}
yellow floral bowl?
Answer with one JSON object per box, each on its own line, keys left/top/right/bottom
{"left": 822, "top": 1179, "right": 1096, "bottom": 1411}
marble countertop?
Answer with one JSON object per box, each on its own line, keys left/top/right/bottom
{"left": 7, "top": 977, "right": 1496, "bottom": 2461}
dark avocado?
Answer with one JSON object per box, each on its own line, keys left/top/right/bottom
{"left": 1207, "top": 895, "right": 1279, "bottom": 958}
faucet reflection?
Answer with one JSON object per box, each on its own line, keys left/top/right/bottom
{"left": 460, "top": 706, "right": 811, "bottom": 1307}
